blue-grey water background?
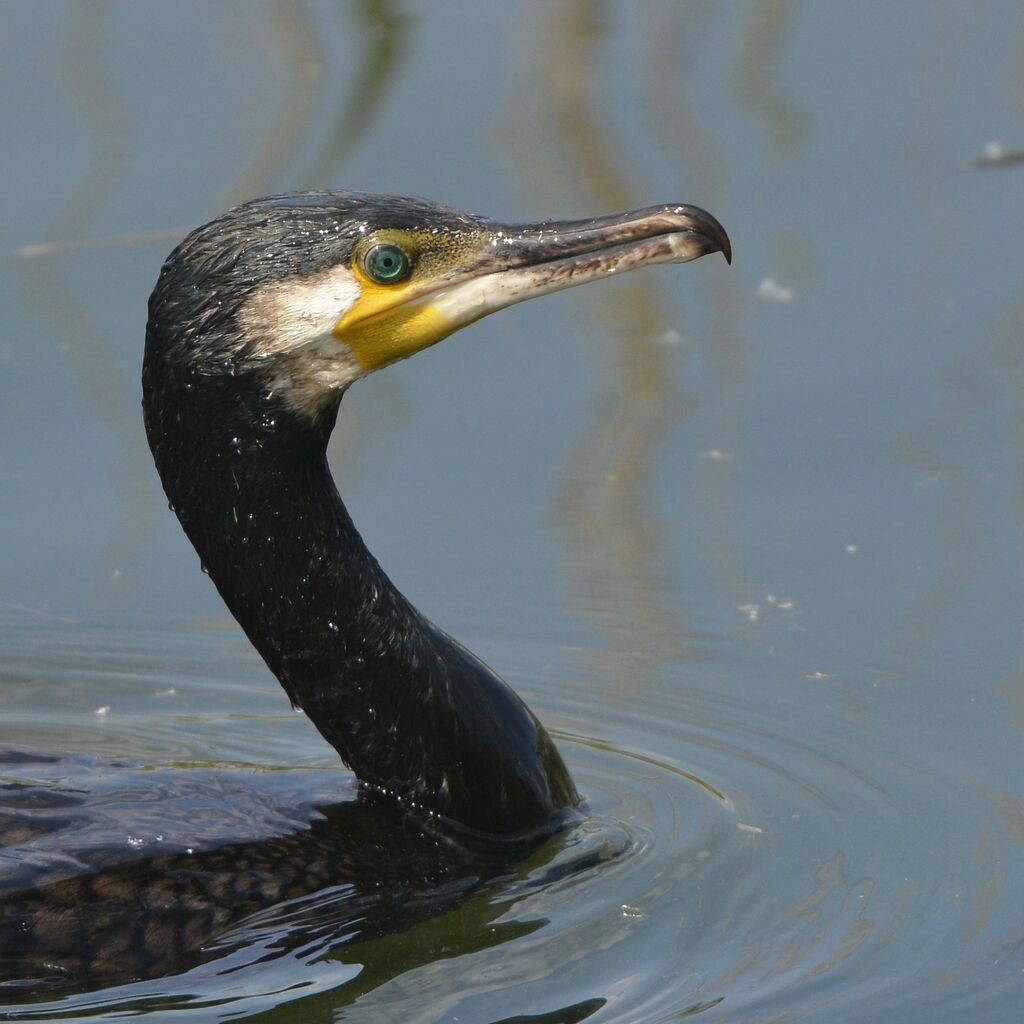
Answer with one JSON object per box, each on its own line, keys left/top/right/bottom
{"left": 2, "top": 2, "right": 1024, "bottom": 1021}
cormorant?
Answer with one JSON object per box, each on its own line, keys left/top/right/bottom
{"left": 1, "top": 192, "right": 729, "bottom": 987}
{"left": 143, "top": 191, "right": 730, "bottom": 835}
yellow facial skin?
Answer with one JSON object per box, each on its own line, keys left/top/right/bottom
{"left": 334, "top": 229, "right": 486, "bottom": 372}
{"left": 331, "top": 206, "right": 731, "bottom": 376}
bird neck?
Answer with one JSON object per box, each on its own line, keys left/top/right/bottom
{"left": 143, "top": 370, "right": 577, "bottom": 837}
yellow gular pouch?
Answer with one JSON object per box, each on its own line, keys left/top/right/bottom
{"left": 333, "top": 229, "right": 487, "bottom": 372}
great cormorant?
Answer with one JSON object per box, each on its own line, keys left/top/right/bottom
{"left": 143, "top": 192, "right": 730, "bottom": 836}
{"left": 1, "top": 193, "right": 729, "bottom": 986}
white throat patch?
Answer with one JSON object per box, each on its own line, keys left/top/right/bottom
{"left": 237, "top": 265, "right": 364, "bottom": 417}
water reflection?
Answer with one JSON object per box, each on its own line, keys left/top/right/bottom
{"left": 639, "top": 2, "right": 763, "bottom": 614}
{"left": 729, "top": 0, "right": 812, "bottom": 158}
{"left": 14, "top": 1, "right": 154, "bottom": 610}
{"left": 502, "top": 0, "right": 743, "bottom": 685}
{"left": 11, "top": 0, "right": 413, "bottom": 613}
{"left": 296, "top": 0, "right": 410, "bottom": 186}
{"left": 214, "top": 0, "right": 409, "bottom": 206}
{"left": 886, "top": 9, "right": 1024, "bottom": 693}
{"left": 213, "top": 0, "right": 325, "bottom": 210}
{"left": 3, "top": 2, "right": 1024, "bottom": 1020}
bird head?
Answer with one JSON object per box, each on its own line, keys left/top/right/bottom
{"left": 149, "top": 191, "right": 730, "bottom": 419}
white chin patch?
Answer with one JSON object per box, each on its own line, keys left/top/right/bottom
{"left": 238, "top": 264, "right": 364, "bottom": 417}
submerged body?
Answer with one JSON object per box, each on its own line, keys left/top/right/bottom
{"left": 0, "top": 750, "right": 519, "bottom": 987}
{"left": 1, "top": 192, "right": 729, "bottom": 987}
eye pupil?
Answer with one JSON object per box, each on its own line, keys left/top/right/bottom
{"left": 365, "top": 244, "right": 409, "bottom": 283}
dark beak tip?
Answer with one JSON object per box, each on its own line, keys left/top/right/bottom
{"left": 710, "top": 222, "right": 732, "bottom": 266}
{"left": 701, "top": 231, "right": 731, "bottom": 265}
{"left": 686, "top": 206, "right": 731, "bottom": 266}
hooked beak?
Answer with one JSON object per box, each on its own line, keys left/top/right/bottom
{"left": 484, "top": 203, "right": 731, "bottom": 273}
{"left": 335, "top": 204, "right": 731, "bottom": 372}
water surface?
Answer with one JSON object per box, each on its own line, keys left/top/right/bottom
{"left": 2, "top": 2, "right": 1023, "bottom": 1021}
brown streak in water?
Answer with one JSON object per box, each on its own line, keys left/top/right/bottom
{"left": 215, "top": 0, "right": 323, "bottom": 211}
{"left": 13, "top": 1, "right": 156, "bottom": 612}
{"left": 14, "top": 228, "right": 189, "bottom": 261}
{"left": 728, "top": 0, "right": 813, "bottom": 159}
{"left": 296, "top": 0, "right": 410, "bottom": 187}
{"left": 645, "top": 2, "right": 762, "bottom": 617}
{"left": 880, "top": 11, "right": 1024, "bottom": 967}
{"left": 965, "top": 777, "right": 1024, "bottom": 947}
{"left": 501, "top": 0, "right": 702, "bottom": 702}
{"left": 885, "top": 6, "right": 1022, "bottom": 678}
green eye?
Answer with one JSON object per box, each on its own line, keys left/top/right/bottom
{"left": 364, "top": 243, "right": 410, "bottom": 284}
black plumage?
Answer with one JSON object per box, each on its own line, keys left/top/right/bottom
{"left": 144, "top": 194, "right": 579, "bottom": 837}
{"left": 1, "top": 191, "right": 728, "bottom": 989}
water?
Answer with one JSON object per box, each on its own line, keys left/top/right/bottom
{"left": 2, "top": 1, "right": 1023, "bottom": 1020}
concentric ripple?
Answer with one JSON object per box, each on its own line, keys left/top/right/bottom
{"left": 0, "top": 611, "right": 1020, "bottom": 1023}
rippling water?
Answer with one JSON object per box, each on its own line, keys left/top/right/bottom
{"left": 3, "top": 2, "right": 1024, "bottom": 1021}
{"left": 2, "top": 599, "right": 1021, "bottom": 1021}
